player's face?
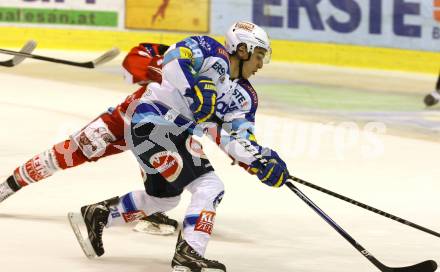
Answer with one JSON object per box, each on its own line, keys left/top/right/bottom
{"left": 241, "top": 47, "right": 266, "bottom": 79}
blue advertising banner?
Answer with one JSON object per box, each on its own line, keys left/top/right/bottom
{"left": 211, "top": 0, "right": 440, "bottom": 52}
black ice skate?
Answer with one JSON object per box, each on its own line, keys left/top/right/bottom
{"left": 133, "top": 212, "right": 179, "bottom": 235}
{"left": 68, "top": 196, "right": 119, "bottom": 258}
{"left": 171, "top": 231, "right": 226, "bottom": 272}
{"left": 0, "top": 176, "right": 21, "bottom": 203}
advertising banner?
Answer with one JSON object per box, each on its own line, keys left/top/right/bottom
{"left": 126, "top": 0, "right": 209, "bottom": 33}
{"left": 0, "top": 0, "right": 121, "bottom": 28}
{"left": 211, "top": 0, "right": 440, "bottom": 52}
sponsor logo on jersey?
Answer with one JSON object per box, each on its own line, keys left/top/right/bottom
{"left": 240, "top": 80, "right": 258, "bottom": 107}
{"left": 232, "top": 88, "right": 248, "bottom": 108}
{"left": 185, "top": 137, "right": 207, "bottom": 159}
{"left": 212, "top": 61, "right": 226, "bottom": 76}
{"left": 149, "top": 151, "right": 183, "bottom": 182}
{"left": 216, "top": 47, "right": 229, "bottom": 60}
{"left": 194, "top": 210, "right": 216, "bottom": 235}
{"left": 122, "top": 210, "right": 147, "bottom": 223}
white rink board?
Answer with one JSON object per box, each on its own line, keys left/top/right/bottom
{"left": 0, "top": 60, "right": 439, "bottom": 272}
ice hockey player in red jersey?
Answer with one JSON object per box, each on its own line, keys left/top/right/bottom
{"left": 0, "top": 41, "right": 178, "bottom": 235}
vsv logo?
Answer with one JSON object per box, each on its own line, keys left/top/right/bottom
{"left": 253, "top": 0, "right": 422, "bottom": 38}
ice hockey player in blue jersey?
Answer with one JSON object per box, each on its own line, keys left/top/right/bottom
{"left": 68, "top": 21, "right": 289, "bottom": 272}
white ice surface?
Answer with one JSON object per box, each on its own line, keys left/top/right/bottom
{"left": 0, "top": 66, "right": 439, "bottom": 272}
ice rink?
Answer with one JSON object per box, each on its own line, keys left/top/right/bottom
{"left": 1, "top": 51, "right": 439, "bottom": 272}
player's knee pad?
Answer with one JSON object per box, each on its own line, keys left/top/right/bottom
{"left": 186, "top": 171, "right": 225, "bottom": 211}
{"left": 70, "top": 116, "right": 118, "bottom": 160}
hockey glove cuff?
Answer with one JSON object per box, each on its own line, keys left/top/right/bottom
{"left": 250, "top": 149, "right": 289, "bottom": 188}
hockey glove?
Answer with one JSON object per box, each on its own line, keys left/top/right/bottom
{"left": 250, "top": 149, "right": 289, "bottom": 188}
{"left": 185, "top": 76, "right": 217, "bottom": 124}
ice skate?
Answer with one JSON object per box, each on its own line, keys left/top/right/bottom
{"left": 0, "top": 176, "right": 21, "bottom": 203}
{"left": 133, "top": 212, "right": 178, "bottom": 235}
{"left": 68, "top": 196, "right": 119, "bottom": 258}
{"left": 171, "top": 231, "right": 226, "bottom": 272}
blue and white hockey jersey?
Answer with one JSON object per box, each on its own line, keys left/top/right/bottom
{"left": 133, "top": 35, "right": 261, "bottom": 166}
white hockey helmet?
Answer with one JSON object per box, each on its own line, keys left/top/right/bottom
{"left": 225, "top": 21, "right": 272, "bottom": 64}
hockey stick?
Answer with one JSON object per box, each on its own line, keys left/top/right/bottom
{"left": 288, "top": 176, "right": 440, "bottom": 238}
{"left": 0, "top": 47, "right": 120, "bottom": 68}
{"left": 211, "top": 118, "right": 437, "bottom": 272}
{"left": 0, "top": 40, "right": 37, "bottom": 67}
{"left": 284, "top": 181, "right": 437, "bottom": 272}
{"left": 436, "top": 70, "right": 440, "bottom": 91}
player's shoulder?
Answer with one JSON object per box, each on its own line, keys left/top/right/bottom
{"left": 236, "top": 78, "right": 258, "bottom": 110}
{"left": 191, "top": 36, "right": 229, "bottom": 62}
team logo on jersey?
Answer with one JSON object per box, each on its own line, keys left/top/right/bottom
{"left": 196, "top": 36, "right": 212, "bottom": 51}
{"left": 149, "top": 151, "right": 183, "bottom": 182}
{"left": 185, "top": 137, "right": 208, "bottom": 159}
{"left": 194, "top": 210, "right": 216, "bottom": 235}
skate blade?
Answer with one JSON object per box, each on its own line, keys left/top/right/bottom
{"left": 133, "top": 220, "right": 176, "bottom": 235}
{"left": 171, "top": 266, "right": 224, "bottom": 272}
{"left": 67, "top": 212, "right": 97, "bottom": 259}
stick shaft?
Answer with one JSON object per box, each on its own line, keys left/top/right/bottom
{"left": 0, "top": 48, "right": 95, "bottom": 68}
{"left": 285, "top": 182, "right": 389, "bottom": 271}
{"left": 0, "top": 47, "right": 115, "bottom": 68}
{"left": 290, "top": 176, "right": 440, "bottom": 238}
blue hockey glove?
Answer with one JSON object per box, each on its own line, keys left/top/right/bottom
{"left": 250, "top": 149, "right": 289, "bottom": 188}
{"left": 185, "top": 76, "right": 217, "bottom": 124}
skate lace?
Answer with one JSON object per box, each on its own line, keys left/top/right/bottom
{"left": 156, "top": 212, "right": 171, "bottom": 223}
{"left": 190, "top": 249, "right": 219, "bottom": 264}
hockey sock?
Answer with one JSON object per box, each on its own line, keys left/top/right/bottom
{"left": 12, "top": 140, "right": 89, "bottom": 187}
{"left": 106, "top": 191, "right": 180, "bottom": 227}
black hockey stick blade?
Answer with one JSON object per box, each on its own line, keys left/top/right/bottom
{"left": 0, "top": 40, "right": 37, "bottom": 67}
{"left": 384, "top": 260, "right": 437, "bottom": 272}
{"left": 0, "top": 47, "right": 120, "bottom": 68}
